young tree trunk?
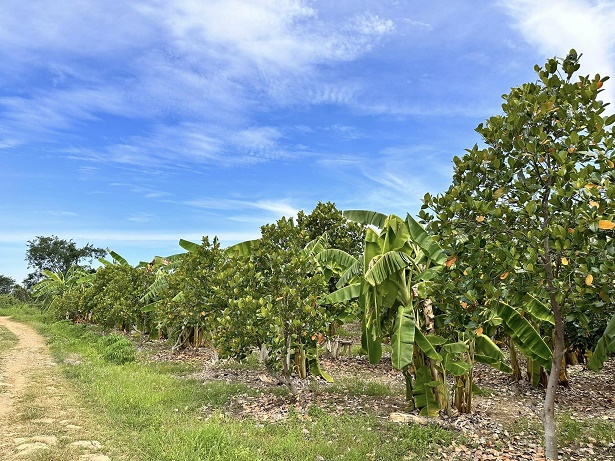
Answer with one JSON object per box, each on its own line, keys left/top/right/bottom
{"left": 541, "top": 185, "right": 564, "bottom": 460}
{"left": 544, "top": 304, "right": 565, "bottom": 460}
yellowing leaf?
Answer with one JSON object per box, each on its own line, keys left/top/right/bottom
{"left": 499, "top": 272, "right": 510, "bottom": 280}
{"left": 476, "top": 326, "right": 483, "bottom": 336}
{"left": 568, "top": 147, "right": 576, "bottom": 154}
{"left": 608, "top": 160, "right": 614, "bottom": 168}
{"left": 598, "top": 220, "right": 615, "bottom": 230}
{"left": 589, "top": 201, "right": 599, "bottom": 208}
{"left": 585, "top": 184, "right": 596, "bottom": 189}
{"left": 561, "top": 257, "right": 569, "bottom": 266}
{"left": 585, "top": 274, "right": 594, "bottom": 286}
{"left": 568, "top": 228, "right": 575, "bottom": 234}
{"left": 493, "top": 188, "right": 505, "bottom": 199}
{"left": 476, "top": 216, "right": 485, "bottom": 222}
{"left": 460, "top": 301, "right": 468, "bottom": 309}
{"left": 463, "top": 267, "right": 471, "bottom": 276}
{"left": 446, "top": 256, "right": 457, "bottom": 268}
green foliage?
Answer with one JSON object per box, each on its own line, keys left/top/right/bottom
{"left": 423, "top": 50, "right": 615, "bottom": 458}
{"left": 0, "top": 275, "right": 17, "bottom": 295}
{"left": 24, "top": 235, "right": 105, "bottom": 287}
{"left": 216, "top": 216, "right": 331, "bottom": 380}
{"left": 32, "top": 266, "right": 93, "bottom": 319}
{"left": 99, "top": 334, "right": 136, "bottom": 364}
{"left": 152, "top": 236, "right": 225, "bottom": 345}
{"left": 296, "top": 201, "right": 365, "bottom": 258}
{"left": 588, "top": 312, "right": 615, "bottom": 371}
{"left": 81, "top": 263, "right": 153, "bottom": 330}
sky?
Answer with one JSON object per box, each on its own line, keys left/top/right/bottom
{"left": 2, "top": 0, "right": 615, "bottom": 284}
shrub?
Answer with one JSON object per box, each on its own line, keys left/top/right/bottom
{"left": 99, "top": 334, "right": 136, "bottom": 364}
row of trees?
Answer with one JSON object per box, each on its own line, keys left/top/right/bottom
{"left": 20, "top": 52, "right": 615, "bottom": 460}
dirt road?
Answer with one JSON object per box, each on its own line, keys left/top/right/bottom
{"left": 0, "top": 316, "right": 110, "bottom": 460}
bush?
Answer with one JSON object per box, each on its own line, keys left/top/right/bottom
{"left": 99, "top": 334, "right": 136, "bottom": 364}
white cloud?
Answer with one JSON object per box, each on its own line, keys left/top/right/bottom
{"left": 185, "top": 197, "right": 298, "bottom": 218}
{"left": 501, "top": 0, "right": 615, "bottom": 102}
{"left": 0, "top": 1, "right": 397, "bottom": 164}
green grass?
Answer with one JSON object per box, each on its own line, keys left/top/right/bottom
{"left": 0, "top": 325, "right": 18, "bottom": 355}
{"left": 558, "top": 412, "right": 615, "bottom": 448}
{"left": 0, "top": 303, "right": 461, "bottom": 461}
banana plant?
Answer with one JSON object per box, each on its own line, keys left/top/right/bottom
{"left": 588, "top": 312, "right": 615, "bottom": 371}
{"left": 321, "top": 211, "right": 451, "bottom": 413}
{"left": 32, "top": 266, "right": 93, "bottom": 316}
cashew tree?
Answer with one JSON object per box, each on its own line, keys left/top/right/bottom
{"left": 423, "top": 51, "right": 615, "bottom": 459}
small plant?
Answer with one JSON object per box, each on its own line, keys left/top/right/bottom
{"left": 99, "top": 334, "right": 136, "bottom": 364}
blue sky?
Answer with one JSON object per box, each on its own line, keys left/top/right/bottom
{"left": 2, "top": 0, "right": 615, "bottom": 284}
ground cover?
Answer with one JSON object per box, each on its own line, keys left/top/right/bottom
{"left": 0, "top": 304, "right": 613, "bottom": 461}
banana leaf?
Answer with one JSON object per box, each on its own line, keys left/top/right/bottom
{"left": 405, "top": 214, "right": 447, "bottom": 266}
{"left": 497, "top": 300, "right": 552, "bottom": 370}
{"left": 315, "top": 249, "right": 358, "bottom": 272}
{"left": 412, "top": 365, "right": 441, "bottom": 417}
{"left": 325, "top": 283, "right": 361, "bottom": 304}
{"left": 442, "top": 352, "right": 472, "bottom": 376}
{"left": 364, "top": 287, "right": 382, "bottom": 364}
{"left": 224, "top": 239, "right": 258, "bottom": 256}
{"left": 308, "top": 347, "right": 334, "bottom": 382}
{"left": 391, "top": 305, "right": 416, "bottom": 370}
{"left": 364, "top": 251, "right": 413, "bottom": 286}
{"left": 106, "top": 248, "right": 130, "bottom": 266}
{"left": 336, "top": 256, "right": 363, "bottom": 288}
{"left": 343, "top": 210, "right": 389, "bottom": 229}
{"left": 524, "top": 293, "right": 555, "bottom": 324}
{"left": 302, "top": 235, "right": 329, "bottom": 257}
{"left": 588, "top": 312, "right": 615, "bottom": 371}
{"left": 179, "top": 238, "right": 200, "bottom": 253}
{"left": 414, "top": 328, "right": 443, "bottom": 362}
{"left": 474, "top": 334, "right": 513, "bottom": 374}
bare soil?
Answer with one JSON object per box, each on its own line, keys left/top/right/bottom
{"left": 0, "top": 317, "right": 110, "bottom": 460}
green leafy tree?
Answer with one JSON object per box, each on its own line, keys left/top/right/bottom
{"left": 220, "top": 216, "right": 331, "bottom": 389}
{"left": 81, "top": 264, "right": 153, "bottom": 330}
{"left": 0, "top": 275, "right": 17, "bottom": 295}
{"left": 24, "top": 235, "right": 106, "bottom": 287}
{"left": 153, "top": 237, "right": 226, "bottom": 347}
{"left": 296, "top": 201, "right": 365, "bottom": 258}
{"left": 424, "top": 51, "right": 615, "bottom": 459}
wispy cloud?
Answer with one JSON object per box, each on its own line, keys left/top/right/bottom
{"left": 0, "top": 1, "right": 397, "bottom": 164}
{"left": 127, "top": 212, "right": 156, "bottom": 223}
{"left": 185, "top": 197, "right": 298, "bottom": 218}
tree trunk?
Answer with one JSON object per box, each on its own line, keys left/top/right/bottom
{"left": 544, "top": 307, "right": 565, "bottom": 460}
{"left": 541, "top": 184, "right": 565, "bottom": 460}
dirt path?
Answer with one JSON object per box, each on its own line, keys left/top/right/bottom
{"left": 0, "top": 317, "right": 110, "bottom": 460}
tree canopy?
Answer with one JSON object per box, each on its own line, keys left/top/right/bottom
{"left": 24, "top": 236, "right": 106, "bottom": 287}
{"left": 423, "top": 50, "right": 615, "bottom": 460}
